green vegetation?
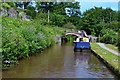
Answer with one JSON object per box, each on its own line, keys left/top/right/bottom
{"left": 2, "top": 15, "right": 63, "bottom": 68}
{"left": 1, "top": 1, "right": 119, "bottom": 68}
{"left": 91, "top": 43, "right": 120, "bottom": 73}
{"left": 81, "top": 7, "right": 119, "bottom": 49}
{"left": 0, "top": 48, "right": 2, "bottom": 52}
{"left": 1, "top": 1, "right": 81, "bottom": 69}
{"left": 66, "top": 35, "right": 77, "bottom": 43}
{"left": 63, "top": 22, "right": 76, "bottom": 29}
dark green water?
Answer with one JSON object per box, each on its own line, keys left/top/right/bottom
{"left": 2, "top": 43, "right": 117, "bottom": 78}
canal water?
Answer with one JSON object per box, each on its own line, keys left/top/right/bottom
{"left": 3, "top": 43, "right": 117, "bottom": 78}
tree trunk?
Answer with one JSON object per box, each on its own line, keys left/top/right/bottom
{"left": 23, "top": 2, "right": 29, "bottom": 9}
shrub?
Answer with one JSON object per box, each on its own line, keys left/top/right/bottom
{"left": 100, "top": 28, "right": 117, "bottom": 44}
{"left": 2, "top": 16, "right": 61, "bottom": 68}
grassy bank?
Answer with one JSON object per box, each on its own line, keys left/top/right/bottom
{"left": 91, "top": 43, "right": 120, "bottom": 73}
{"left": 2, "top": 15, "right": 63, "bottom": 68}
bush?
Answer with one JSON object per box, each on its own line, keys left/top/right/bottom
{"left": 100, "top": 28, "right": 117, "bottom": 44}
{"left": 2, "top": 16, "right": 61, "bottom": 68}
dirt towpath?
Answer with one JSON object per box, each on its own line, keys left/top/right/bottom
{"left": 97, "top": 43, "right": 120, "bottom": 56}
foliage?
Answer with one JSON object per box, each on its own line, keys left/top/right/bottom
{"left": 1, "top": 3, "right": 11, "bottom": 9}
{"left": 66, "top": 35, "right": 77, "bottom": 43}
{"left": 81, "top": 7, "right": 118, "bottom": 36}
{"left": 0, "top": 2, "right": 17, "bottom": 11}
{"left": 0, "top": 2, "right": 10, "bottom": 11}
{"left": 36, "top": 2, "right": 81, "bottom": 16}
{"left": 2, "top": 16, "right": 62, "bottom": 68}
{"left": 66, "top": 15, "right": 82, "bottom": 29}
{"left": 36, "top": 2, "right": 54, "bottom": 13}
{"left": 25, "top": 6, "right": 37, "bottom": 19}
{"left": 63, "top": 22, "right": 76, "bottom": 29}
{"left": 15, "top": 2, "right": 30, "bottom": 9}
{"left": 100, "top": 28, "right": 117, "bottom": 44}
{"left": 80, "top": 7, "right": 118, "bottom": 48}
{"left": 35, "top": 12, "right": 81, "bottom": 29}
{"left": 50, "top": 13, "right": 67, "bottom": 27}
{"left": 35, "top": 12, "right": 52, "bottom": 25}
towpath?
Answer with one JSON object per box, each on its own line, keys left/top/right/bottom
{"left": 97, "top": 43, "right": 120, "bottom": 56}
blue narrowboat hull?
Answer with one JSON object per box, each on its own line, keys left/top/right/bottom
{"left": 74, "top": 42, "right": 91, "bottom": 52}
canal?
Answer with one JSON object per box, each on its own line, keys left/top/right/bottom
{"left": 2, "top": 43, "right": 117, "bottom": 78}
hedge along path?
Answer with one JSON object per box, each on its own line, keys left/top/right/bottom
{"left": 97, "top": 43, "right": 120, "bottom": 56}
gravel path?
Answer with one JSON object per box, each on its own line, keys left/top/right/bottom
{"left": 97, "top": 43, "right": 120, "bottom": 56}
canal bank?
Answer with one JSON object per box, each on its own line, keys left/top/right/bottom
{"left": 2, "top": 35, "right": 62, "bottom": 70}
{"left": 91, "top": 43, "right": 120, "bottom": 78}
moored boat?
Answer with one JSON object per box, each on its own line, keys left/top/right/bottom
{"left": 74, "top": 37, "right": 91, "bottom": 52}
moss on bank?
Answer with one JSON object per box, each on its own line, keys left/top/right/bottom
{"left": 91, "top": 43, "right": 120, "bottom": 74}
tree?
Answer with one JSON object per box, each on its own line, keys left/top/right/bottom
{"left": 63, "top": 22, "right": 76, "bottom": 29}
{"left": 36, "top": 2, "right": 81, "bottom": 24}
{"left": 52, "top": 2, "right": 81, "bottom": 16}
{"left": 15, "top": 1, "right": 30, "bottom": 9}
{"left": 14, "top": 1, "right": 37, "bottom": 18}
{"left": 36, "top": 2, "right": 54, "bottom": 22}
{"left": 50, "top": 13, "right": 66, "bottom": 27}
{"left": 25, "top": 6, "right": 37, "bottom": 19}
{"left": 81, "top": 7, "right": 118, "bottom": 36}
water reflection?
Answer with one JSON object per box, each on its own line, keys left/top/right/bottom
{"left": 73, "top": 51, "right": 115, "bottom": 78}
{"left": 74, "top": 51, "right": 90, "bottom": 67}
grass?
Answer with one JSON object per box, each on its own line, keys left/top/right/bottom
{"left": 91, "top": 43, "right": 120, "bottom": 73}
{"left": 0, "top": 48, "right": 1, "bottom": 52}
{"left": 104, "top": 43, "right": 118, "bottom": 52}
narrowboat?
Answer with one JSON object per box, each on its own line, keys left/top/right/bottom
{"left": 74, "top": 37, "right": 91, "bottom": 52}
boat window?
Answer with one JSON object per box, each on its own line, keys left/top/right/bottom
{"left": 80, "top": 38, "right": 83, "bottom": 42}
